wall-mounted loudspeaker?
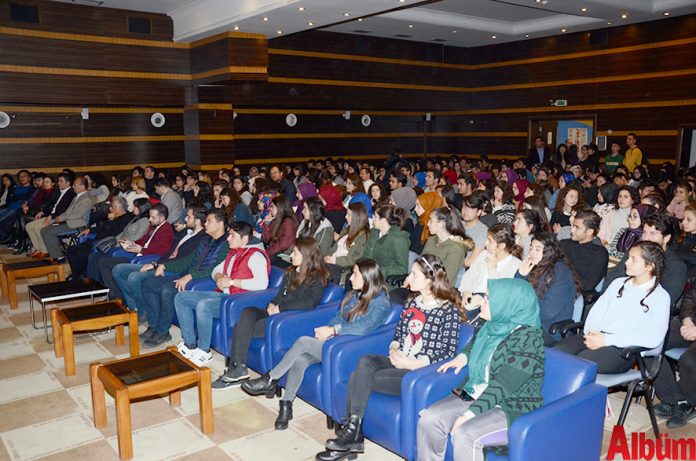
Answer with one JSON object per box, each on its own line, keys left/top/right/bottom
{"left": 361, "top": 114, "right": 371, "bottom": 127}
{"left": 151, "top": 112, "right": 165, "bottom": 128}
{"left": 0, "top": 111, "right": 10, "bottom": 129}
{"left": 286, "top": 113, "right": 298, "bottom": 127}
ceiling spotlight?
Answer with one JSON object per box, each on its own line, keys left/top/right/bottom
{"left": 535, "top": 0, "right": 541, "bottom": 2}
{"left": 233, "top": 26, "right": 239, "bottom": 30}
{"left": 262, "top": 17, "right": 269, "bottom": 21}
{"left": 491, "top": 35, "right": 496, "bottom": 39}
{"left": 663, "top": 12, "right": 670, "bottom": 15}
{"left": 408, "top": 24, "right": 413, "bottom": 28}
{"left": 343, "top": 12, "right": 350, "bottom": 17}
{"left": 308, "top": 22, "right": 314, "bottom": 26}
{"left": 525, "top": 34, "right": 530, "bottom": 38}
{"left": 452, "top": 30, "right": 457, "bottom": 33}
{"left": 298, "top": 6, "right": 304, "bottom": 11}
{"left": 561, "top": 28, "right": 566, "bottom": 32}
{"left": 358, "top": 18, "right": 363, "bottom": 21}
{"left": 399, "top": 0, "right": 406, "bottom": 2}
{"left": 581, "top": 7, "right": 587, "bottom": 12}
{"left": 607, "top": 21, "right": 612, "bottom": 25}
{"left": 276, "top": 30, "right": 283, "bottom": 34}
{"left": 621, "top": 13, "right": 627, "bottom": 19}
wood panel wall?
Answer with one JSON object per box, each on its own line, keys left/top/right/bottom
{"left": 0, "top": 0, "right": 694, "bottom": 172}
{"left": 219, "top": 14, "right": 696, "bottom": 166}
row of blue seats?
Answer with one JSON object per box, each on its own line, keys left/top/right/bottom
{"left": 105, "top": 249, "right": 607, "bottom": 461}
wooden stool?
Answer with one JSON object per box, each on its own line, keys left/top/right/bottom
{"left": 90, "top": 347, "right": 213, "bottom": 459}
{"left": 51, "top": 300, "right": 138, "bottom": 376}
{"left": 0, "top": 259, "right": 65, "bottom": 309}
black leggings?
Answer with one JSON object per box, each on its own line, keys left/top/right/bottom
{"left": 347, "top": 354, "right": 407, "bottom": 417}
{"left": 554, "top": 334, "right": 632, "bottom": 374}
{"left": 231, "top": 307, "right": 268, "bottom": 364}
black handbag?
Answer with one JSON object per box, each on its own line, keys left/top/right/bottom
{"left": 93, "top": 236, "right": 118, "bottom": 254}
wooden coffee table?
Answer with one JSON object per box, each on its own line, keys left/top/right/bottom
{"left": 90, "top": 347, "right": 214, "bottom": 460}
{"left": 51, "top": 300, "right": 138, "bottom": 376}
{"left": 0, "top": 258, "right": 65, "bottom": 309}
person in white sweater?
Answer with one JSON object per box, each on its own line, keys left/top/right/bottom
{"left": 459, "top": 223, "right": 522, "bottom": 298}
{"left": 555, "top": 240, "right": 670, "bottom": 373}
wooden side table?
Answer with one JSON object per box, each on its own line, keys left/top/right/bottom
{"left": 51, "top": 300, "right": 138, "bottom": 376}
{"left": 0, "top": 259, "right": 65, "bottom": 309}
{"left": 90, "top": 347, "right": 213, "bottom": 460}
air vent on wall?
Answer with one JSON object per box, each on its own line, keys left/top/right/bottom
{"left": 128, "top": 16, "right": 151, "bottom": 34}
{"left": 10, "top": 3, "right": 39, "bottom": 23}
{"left": 351, "top": 30, "right": 372, "bottom": 34}
{"left": 394, "top": 34, "right": 412, "bottom": 38}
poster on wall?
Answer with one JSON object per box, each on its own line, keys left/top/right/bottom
{"left": 556, "top": 119, "right": 594, "bottom": 150}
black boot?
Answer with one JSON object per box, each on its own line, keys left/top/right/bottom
{"left": 315, "top": 450, "right": 358, "bottom": 461}
{"left": 275, "top": 400, "right": 293, "bottom": 430}
{"left": 325, "top": 415, "right": 364, "bottom": 452}
{"left": 241, "top": 373, "right": 280, "bottom": 398}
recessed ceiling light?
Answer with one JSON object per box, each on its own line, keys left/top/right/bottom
{"left": 262, "top": 17, "right": 269, "bottom": 21}
{"left": 399, "top": 0, "right": 406, "bottom": 2}
{"left": 663, "top": 11, "right": 670, "bottom": 15}
{"left": 358, "top": 18, "right": 363, "bottom": 21}
{"left": 581, "top": 7, "right": 587, "bottom": 12}
{"left": 491, "top": 35, "right": 496, "bottom": 39}
{"left": 561, "top": 28, "right": 566, "bottom": 32}
{"left": 343, "top": 12, "right": 350, "bottom": 17}
{"left": 298, "top": 7, "right": 304, "bottom": 11}
{"left": 408, "top": 24, "right": 413, "bottom": 28}
{"left": 607, "top": 22, "right": 612, "bottom": 25}
{"left": 308, "top": 22, "right": 314, "bottom": 26}
{"left": 233, "top": 26, "right": 239, "bottom": 30}
{"left": 452, "top": 30, "right": 457, "bottom": 33}
{"left": 535, "top": 0, "right": 541, "bottom": 2}
{"left": 525, "top": 34, "right": 530, "bottom": 38}
{"left": 621, "top": 13, "right": 627, "bottom": 19}
{"left": 277, "top": 30, "right": 283, "bottom": 34}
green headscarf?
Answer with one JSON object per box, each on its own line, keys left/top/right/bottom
{"left": 463, "top": 278, "right": 541, "bottom": 396}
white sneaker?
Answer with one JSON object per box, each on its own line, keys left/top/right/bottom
{"left": 189, "top": 348, "right": 213, "bottom": 367}
{"left": 177, "top": 342, "right": 195, "bottom": 359}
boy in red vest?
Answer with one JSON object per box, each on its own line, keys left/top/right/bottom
{"left": 174, "top": 221, "right": 270, "bottom": 366}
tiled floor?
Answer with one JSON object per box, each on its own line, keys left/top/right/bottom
{"left": 0, "top": 248, "right": 693, "bottom": 460}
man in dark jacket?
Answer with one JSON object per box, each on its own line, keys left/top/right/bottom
{"left": 526, "top": 136, "right": 551, "bottom": 169}
{"left": 139, "top": 208, "right": 231, "bottom": 347}
{"left": 269, "top": 165, "right": 297, "bottom": 202}
{"left": 25, "top": 173, "right": 77, "bottom": 257}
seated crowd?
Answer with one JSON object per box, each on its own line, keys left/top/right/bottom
{"left": 2, "top": 133, "right": 696, "bottom": 459}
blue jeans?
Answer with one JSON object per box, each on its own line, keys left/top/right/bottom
{"left": 174, "top": 291, "right": 223, "bottom": 352}
{"left": 112, "top": 263, "right": 151, "bottom": 311}
{"left": 141, "top": 275, "right": 180, "bottom": 334}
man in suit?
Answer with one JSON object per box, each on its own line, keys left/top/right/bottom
{"left": 155, "top": 178, "right": 183, "bottom": 224}
{"left": 26, "top": 173, "right": 77, "bottom": 258}
{"left": 527, "top": 136, "right": 551, "bottom": 169}
{"left": 40, "top": 176, "right": 92, "bottom": 260}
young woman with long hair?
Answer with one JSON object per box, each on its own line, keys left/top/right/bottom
{"left": 294, "top": 196, "right": 335, "bottom": 257}
{"left": 550, "top": 185, "right": 584, "bottom": 234}
{"left": 555, "top": 241, "right": 670, "bottom": 373}
{"left": 593, "top": 182, "right": 620, "bottom": 221}
{"left": 214, "top": 236, "right": 331, "bottom": 388}
{"left": 261, "top": 194, "right": 299, "bottom": 258}
{"left": 598, "top": 185, "right": 640, "bottom": 246}
{"left": 316, "top": 255, "right": 462, "bottom": 460}
{"left": 325, "top": 202, "right": 371, "bottom": 283}
{"left": 241, "top": 258, "right": 391, "bottom": 430}
{"left": 368, "top": 182, "right": 389, "bottom": 209}
{"left": 513, "top": 209, "right": 545, "bottom": 259}
{"left": 515, "top": 232, "right": 582, "bottom": 345}
{"left": 423, "top": 207, "right": 472, "bottom": 286}
{"left": 232, "top": 176, "right": 253, "bottom": 207}
{"left": 343, "top": 173, "right": 366, "bottom": 208}
{"left": 459, "top": 223, "right": 523, "bottom": 298}
{"left": 363, "top": 204, "right": 410, "bottom": 289}
{"left": 522, "top": 195, "right": 551, "bottom": 230}
{"left": 491, "top": 181, "right": 516, "bottom": 225}
{"left": 219, "top": 187, "right": 254, "bottom": 228}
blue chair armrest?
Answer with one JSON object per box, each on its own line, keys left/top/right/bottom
{"left": 401, "top": 364, "right": 470, "bottom": 461}
{"left": 187, "top": 278, "right": 217, "bottom": 291}
{"left": 507, "top": 384, "right": 607, "bottom": 461}
{"left": 268, "top": 302, "right": 342, "bottom": 355}
{"left": 77, "top": 233, "right": 96, "bottom": 244}
{"left": 219, "top": 288, "right": 280, "bottom": 332}
{"left": 108, "top": 248, "right": 135, "bottom": 259}
{"left": 131, "top": 254, "right": 160, "bottom": 265}
{"left": 328, "top": 329, "right": 393, "bottom": 387}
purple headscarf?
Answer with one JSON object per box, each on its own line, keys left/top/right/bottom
{"left": 616, "top": 204, "right": 658, "bottom": 254}
{"left": 294, "top": 182, "right": 318, "bottom": 220}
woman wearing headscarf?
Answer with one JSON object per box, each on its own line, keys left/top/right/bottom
{"left": 608, "top": 204, "right": 657, "bottom": 259}
{"left": 417, "top": 278, "right": 545, "bottom": 461}
{"left": 294, "top": 182, "right": 318, "bottom": 221}
{"left": 255, "top": 191, "right": 278, "bottom": 234}
{"left": 512, "top": 178, "right": 529, "bottom": 210}
{"left": 347, "top": 192, "right": 373, "bottom": 219}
